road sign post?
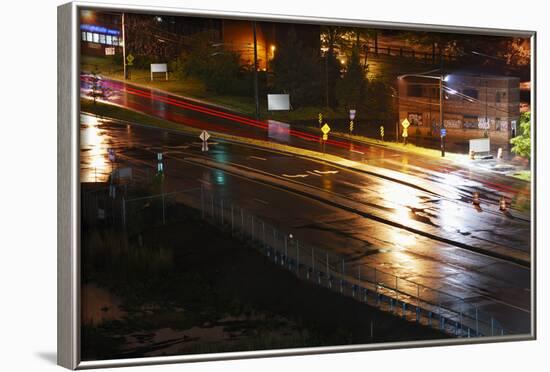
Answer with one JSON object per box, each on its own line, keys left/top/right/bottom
{"left": 199, "top": 130, "right": 210, "bottom": 152}
{"left": 440, "top": 128, "right": 447, "bottom": 157}
{"left": 321, "top": 123, "right": 330, "bottom": 154}
{"left": 157, "top": 152, "right": 164, "bottom": 174}
{"left": 401, "top": 118, "right": 410, "bottom": 145}
{"left": 349, "top": 109, "right": 356, "bottom": 134}
{"left": 126, "top": 53, "right": 134, "bottom": 79}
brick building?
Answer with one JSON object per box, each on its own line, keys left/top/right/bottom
{"left": 398, "top": 73, "right": 521, "bottom": 145}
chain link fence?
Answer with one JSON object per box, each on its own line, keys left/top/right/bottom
{"left": 119, "top": 186, "right": 508, "bottom": 338}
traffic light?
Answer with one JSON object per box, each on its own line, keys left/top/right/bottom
{"left": 318, "top": 113, "right": 323, "bottom": 126}
{"left": 380, "top": 125, "right": 384, "bottom": 140}
{"left": 349, "top": 120, "right": 354, "bottom": 133}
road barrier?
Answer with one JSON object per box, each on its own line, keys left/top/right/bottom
{"left": 117, "top": 186, "right": 510, "bottom": 338}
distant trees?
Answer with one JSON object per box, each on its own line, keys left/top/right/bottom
{"left": 270, "top": 28, "right": 323, "bottom": 108}
{"left": 171, "top": 33, "right": 255, "bottom": 96}
{"left": 336, "top": 45, "right": 367, "bottom": 111}
{"left": 511, "top": 112, "right": 531, "bottom": 159}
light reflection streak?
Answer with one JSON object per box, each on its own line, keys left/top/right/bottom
{"left": 80, "top": 114, "right": 112, "bottom": 183}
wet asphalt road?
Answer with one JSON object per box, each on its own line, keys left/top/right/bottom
{"left": 83, "top": 77, "right": 531, "bottom": 211}
{"left": 80, "top": 113, "right": 531, "bottom": 334}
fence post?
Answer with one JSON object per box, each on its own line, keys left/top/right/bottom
{"left": 122, "top": 197, "right": 126, "bottom": 228}
{"left": 395, "top": 276, "right": 399, "bottom": 304}
{"left": 476, "top": 307, "right": 479, "bottom": 336}
{"left": 200, "top": 185, "right": 205, "bottom": 219}
{"left": 374, "top": 267, "right": 378, "bottom": 298}
{"left": 284, "top": 235, "right": 288, "bottom": 266}
{"left": 220, "top": 198, "right": 224, "bottom": 225}
{"left": 296, "top": 241, "right": 300, "bottom": 275}
{"left": 262, "top": 220, "right": 267, "bottom": 247}
{"left": 240, "top": 208, "right": 244, "bottom": 234}
{"left": 251, "top": 215, "right": 255, "bottom": 241}
{"left": 312, "top": 247, "right": 315, "bottom": 273}
{"left": 417, "top": 284, "right": 420, "bottom": 322}
{"left": 210, "top": 194, "right": 214, "bottom": 219}
{"left": 162, "top": 192, "right": 166, "bottom": 225}
{"left": 231, "top": 203, "right": 234, "bottom": 233}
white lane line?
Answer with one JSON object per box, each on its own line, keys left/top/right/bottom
{"left": 350, "top": 149, "right": 365, "bottom": 154}
{"left": 249, "top": 155, "right": 267, "bottom": 161}
{"left": 253, "top": 198, "right": 269, "bottom": 205}
{"left": 306, "top": 171, "right": 322, "bottom": 177}
{"left": 197, "top": 179, "right": 212, "bottom": 185}
{"left": 314, "top": 170, "right": 339, "bottom": 175}
{"left": 282, "top": 173, "right": 309, "bottom": 178}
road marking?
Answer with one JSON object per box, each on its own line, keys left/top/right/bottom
{"left": 314, "top": 170, "right": 339, "bottom": 175}
{"left": 197, "top": 179, "right": 212, "bottom": 186}
{"left": 249, "top": 156, "right": 267, "bottom": 161}
{"left": 350, "top": 149, "right": 365, "bottom": 154}
{"left": 306, "top": 171, "right": 322, "bottom": 177}
{"left": 282, "top": 173, "right": 309, "bottom": 178}
{"left": 165, "top": 145, "right": 190, "bottom": 149}
{"left": 253, "top": 198, "right": 269, "bottom": 205}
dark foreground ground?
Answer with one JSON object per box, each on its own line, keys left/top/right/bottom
{"left": 81, "top": 186, "right": 449, "bottom": 361}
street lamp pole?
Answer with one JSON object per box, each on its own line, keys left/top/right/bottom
{"left": 122, "top": 12, "right": 127, "bottom": 80}
{"left": 252, "top": 21, "right": 260, "bottom": 120}
{"left": 440, "top": 74, "right": 445, "bottom": 157}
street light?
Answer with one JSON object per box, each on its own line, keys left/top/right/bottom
{"left": 397, "top": 72, "right": 449, "bottom": 157}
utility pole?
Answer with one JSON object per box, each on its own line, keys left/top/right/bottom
{"left": 325, "top": 50, "right": 330, "bottom": 108}
{"left": 440, "top": 74, "right": 445, "bottom": 157}
{"left": 252, "top": 21, "right": 260, "bottom": 120}
{"left": 122, "top": 12, "right": 127, "bottom": 80}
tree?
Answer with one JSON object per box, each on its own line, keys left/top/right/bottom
{"left": 336, "top": 45, "right": 367, "bottom": 110}
{"left": 171, "top": 32, "right": 253, "bottom": 96}
{"left": 270, "top": 28, "right": 322, "bottom": 108}
{"left": 510, "top": 112, "right": 531, "bottom": 159}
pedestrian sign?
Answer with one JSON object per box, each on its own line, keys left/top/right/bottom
{"left": 321, "top": 123, "right": 331, "bottom": 135}
{"left": 401, "top": 118, "right": 410, "bottom": 138}
{"left": 126, "top": 54, "right": 134, "bottom": 66}
{"left": 107, "top": 148, "right": 116, "bottom": 162}
{"left": 441, "top": 128, "right": 447, "bottom": 137}
{"left": 199, "top": 130, "right": 210, "bottom": 142}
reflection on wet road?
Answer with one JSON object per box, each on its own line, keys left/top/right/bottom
{"left": 80, "top": 114, "right": 531, "bottom": 334}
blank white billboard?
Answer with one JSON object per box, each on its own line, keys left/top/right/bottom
{"left": 267, "top": 94, "right": 290, "bottom": 111}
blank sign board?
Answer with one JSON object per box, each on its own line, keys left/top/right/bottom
{"left": 469, "top": 138, "right": 490, "bottom": 153}
{"left": 267, "top": 94, "right": 290, "bottom": 111}
{"left": 151, "top": 63, "right": 168, "bottom": 73}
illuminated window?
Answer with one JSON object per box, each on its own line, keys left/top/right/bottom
{"left": 99, "top": 34, "right": 106, "bottom": 44}
{"left": 82, "top": 31, "right": 86, "bottom": 41}
{"left": 112, "top": 36, "right": 118, "bottom": 46}
{"left": 106, "top": 35, "right": 112, "bottom": 45}
{"left": 86, "top": 32, "right": 93, "bottom": 42}
{"left": 92, "top": 33, "right": 99, "bottom": 43}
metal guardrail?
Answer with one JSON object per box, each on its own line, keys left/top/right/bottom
{"left": 120, "top": 187, "right": 508, "bottom": 338}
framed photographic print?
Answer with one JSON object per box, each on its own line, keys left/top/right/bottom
{"left": 57, "top": 1, "right": 536, "bottom": 369}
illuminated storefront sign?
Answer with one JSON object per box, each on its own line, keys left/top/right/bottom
{"left": 80, "top": 24, "right": 120, "bottom": 36}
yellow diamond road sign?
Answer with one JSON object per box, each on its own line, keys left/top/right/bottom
{"left": 126, "top": 54, "right": 135, "bottom": 66}
{"left": 321, "top": 123, "right": 331, "bottom": 135}
{"left": 401, "top": 118, "right": 410, "bottom": 129}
